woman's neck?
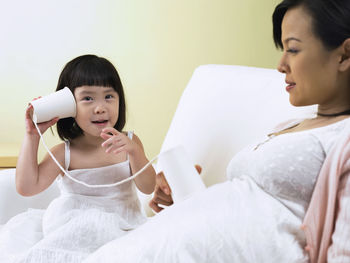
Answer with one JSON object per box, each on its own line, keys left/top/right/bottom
{"left": 317, "top": 101, "right": 350, "bottom": 117}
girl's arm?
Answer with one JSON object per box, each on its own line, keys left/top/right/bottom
{"left": 100, "top": 128, "right": 156, "bottom": 194}
{"left": 127, "top": 134, "right": 156, "bottom": 194}
{"left": 16, "top": 104, "right": 62, "bottom": 196}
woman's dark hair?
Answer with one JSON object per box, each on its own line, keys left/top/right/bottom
{"left": 56, "top": 54, "right": 126, "bottom": 141}
{"left": 273, "top": 0, "right": 350, "bottom": 50}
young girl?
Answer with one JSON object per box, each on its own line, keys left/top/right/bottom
{"left": 0, "top": 54, "right": 156, "bottom": 262}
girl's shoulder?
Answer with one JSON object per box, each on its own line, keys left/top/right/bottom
{"left": 50, "top": 142, "right": 66, "bottom": 155}
{"left": 44, "top": 142, "right": 66, "bottom": 159}
{"left": 40, "top": 142, "right": 66, "bottom": 170}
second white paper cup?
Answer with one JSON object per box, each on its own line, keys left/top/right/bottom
{"left": 157, "top": 145, "right": 206, "bottom": 203}
{"left": 30, "top": 87, "right": 76, "bottom": 123}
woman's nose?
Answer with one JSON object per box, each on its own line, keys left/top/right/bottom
{"left": 277, "top": 53, "right": 289, "bottom": 74}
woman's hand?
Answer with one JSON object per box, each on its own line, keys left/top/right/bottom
{"left": 25, "top": 98, "right": 59, "bottom": 137}
{"left": 100, "top": 127, "right": 142, "bottom": 156}
{"left": 149, "top": 164, "right": 202, "bottom": 213}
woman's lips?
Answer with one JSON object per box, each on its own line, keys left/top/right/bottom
{"left": 286, "top": 83, "right": 296, "bottom": 92}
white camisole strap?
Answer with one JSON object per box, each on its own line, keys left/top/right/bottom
{"left": 127, "top": 131, "right": 134, "bottom": 140}
{"left": 64, "top": 140, "right": 71, "bottom": 170}
{"left": 127, "top": 131, "right": 134, "bottom": 160}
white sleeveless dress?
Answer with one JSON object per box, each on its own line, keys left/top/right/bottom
{"left": 83, "top": 118, "right": 350, "bottom": 263}
{"left": 0, "top": 131, "right": 146, "bottom": 263}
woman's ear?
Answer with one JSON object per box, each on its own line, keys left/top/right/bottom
{"left": 339, "top": 38, "right": 350, "bottom": 72}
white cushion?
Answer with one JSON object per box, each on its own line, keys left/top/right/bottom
{"left": 0, "top": 169, "right": 60, "bottom": 224}
{"left": 158, "top": 64, "right": 315, "bottom": 186}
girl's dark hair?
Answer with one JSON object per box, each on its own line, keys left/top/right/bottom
{"left": 56, "top": 54, "right": 126, "bottom": 141}
{"left": 273, "top": 0, "right": 350, "bottom": 50}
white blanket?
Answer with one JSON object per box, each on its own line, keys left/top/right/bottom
{"left": 84, "top": 178, "right": 308, "bottom": 263}
{"left": 0, "top": 194, "right": 145, "bottom": 263}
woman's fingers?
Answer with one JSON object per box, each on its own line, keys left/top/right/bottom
{"left": 195, "top": 164, "right": 202, "bottom": 174}
{"left": 149, "top": 199, "right": 163, "bottom": 213}
{"left": 156, "top": 172, "right": 171, "bottom": 195}
{"left": 152, "top": 192, "right": 173, "bottom": 206}
{"left": 149, "top": 172, "right": 174, "bottom": 213}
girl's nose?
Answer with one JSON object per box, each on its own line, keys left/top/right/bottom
{"left": 94, "top": 104, "right": 106, "bottom": 114}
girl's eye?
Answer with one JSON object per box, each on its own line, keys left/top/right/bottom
{"left": 82, "top": 96, "right": 93, "bottom": 101}
{"left": 105, "top": 94, "right": 114, "bottom": 99}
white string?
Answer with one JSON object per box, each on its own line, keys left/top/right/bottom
{"left": 33, "top": 116, "right": 158, "bottom": 188}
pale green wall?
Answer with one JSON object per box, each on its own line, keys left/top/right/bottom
{"left": 0, "top": 0, "right": 281, "bottom": 160}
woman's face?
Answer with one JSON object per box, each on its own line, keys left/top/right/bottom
{"left": 277, "top": 6, "right": 345, "bottom": 109}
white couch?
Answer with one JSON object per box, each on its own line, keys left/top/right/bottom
{"left": 0, "top": 64, "right": 316, "bottom": 224}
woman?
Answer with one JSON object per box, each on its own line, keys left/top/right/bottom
{"left": 84, "top": 0, "right": 350, "bottom": 262}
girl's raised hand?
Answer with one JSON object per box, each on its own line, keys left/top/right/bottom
{"left": 100, "top": 127, "right": 141, "bottom": 156}
{"left": 25, "top": 98, "right": 59, "bottom": 137}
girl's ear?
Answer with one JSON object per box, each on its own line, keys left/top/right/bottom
{"left": 339, "top": 38, "right": 350, "bottom": 72}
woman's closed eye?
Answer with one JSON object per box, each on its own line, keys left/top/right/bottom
{"left": 286, "top": 48, "right": 299, "bottom": 54}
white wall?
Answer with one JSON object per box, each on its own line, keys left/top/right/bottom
{"left": 0, "top": 0, "right": 281, "bottom": 160}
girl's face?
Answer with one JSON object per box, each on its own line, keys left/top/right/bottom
{"left": 277, "top": 6, "right": 345, "bottom": 109}
{"left": 74, "top": 86, "right": 119, "bottom": 137}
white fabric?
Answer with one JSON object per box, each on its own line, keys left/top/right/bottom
{"left": 0, "top": 136, "right": 146, "bottom": 263}
{"left": 227, "top": 117, "right": 350, "bottom": 219}
{"left": 84, "top": 179, "right": 307, "bottom": 263}
{"left": 84, "top": 119, "right": 350, "bottom": 263}
{"left": 0, "top": 169, "right": 59, "bottom": 224}
{"left": 158, "top": 65, "right": 316, "bottom": 187}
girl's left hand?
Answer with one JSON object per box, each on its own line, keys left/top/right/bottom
{"left": 100, "top": 127, "right": 140, "bottom": 156}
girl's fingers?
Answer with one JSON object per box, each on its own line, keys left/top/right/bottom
{"left": 102, "top": 127, "right": 120, "bottom": 136}
{"left": 105, "top": 142, "right": 124, "bottom": 153}
{"left": 101, "top": 136, "right": 122, "bottom": 148}
{"left": 26, "top": 105, "right": 33, "bottom": 117}
{"left": 36, "top": 117, "right": 59, "bottom": 133}
{"left": 100, "top": 132, "right": 113, "bottom": 140}
{"left": 50, "top": 117, "right": 59, "bottom": 125}
{"left": 112, "top": 146, "right": 125, "bottom": 154}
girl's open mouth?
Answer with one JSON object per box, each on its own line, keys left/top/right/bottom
{"left": 92, "top": 120, "right": 108, "bottom": 126}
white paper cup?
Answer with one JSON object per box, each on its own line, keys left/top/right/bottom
{"left": 30, "top": 87, "right": 76, "bottom": 123}
{"left": 157, "top": 145, "right": 206, "bottom": 203}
